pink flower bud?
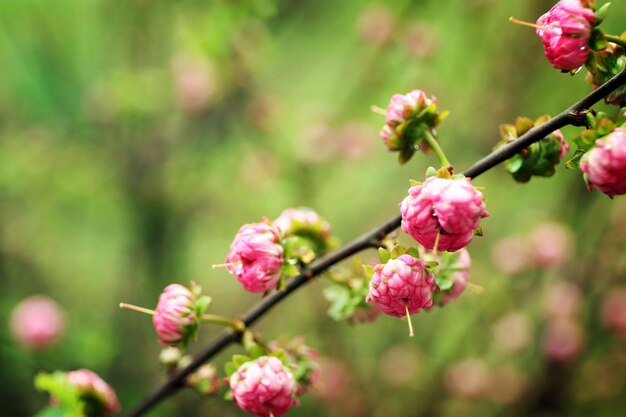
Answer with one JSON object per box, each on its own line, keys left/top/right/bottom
{"left": 152, "top": 284, "right": 197, "bottom": 345}
{"left": 9, "top": 295, "right": 65, "bottom": 350}
{"left": 491, "top": 236, "right": 530, "bottom": 275}
{"left": 65, "top": 369, "right": 120, "bottom": 417}
{"left": 229, "top": 356, "right": 299, "bottom": 417}
{"left": 385, "top": 90, "right": 436, "bottom": 127}
{"left": 491, "top": 312, "right": 533, "bottom": 354}
{"left": 225, "top": 222, "right": 284, "bottom": 293}
{"left": 535, "top": 0, "right": 596, "bottom": 71}
{"left": 580, "top": 128, "right": 626, "bottom": 198}
{"left": 400, "top": 177, "right": 489, "bottom": 252}
{"left": 366, "top": 254, "right": 436, "bottom": 317}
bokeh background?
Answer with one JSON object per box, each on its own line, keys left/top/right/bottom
{"left": 1, "top": 0, "right": 626, "bottom": 416}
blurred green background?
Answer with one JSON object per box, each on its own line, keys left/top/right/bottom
{"left": 1, "top": 0, "right": 626, "bottom": 416}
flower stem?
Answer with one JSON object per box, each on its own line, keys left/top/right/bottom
{"left": 508, "top": 16, "right": 545, "bottom": 30}
{"left": 120, "top": 303, "right": 155, "bottom": 316}
{"left": 605, "top": 34, "right": 626, "bottom": 49}
{"left": 423, "top": 131, "right": 451, "bottom": 167}
{"left": 201, "top": 314, "right": 245, "bottom": 331}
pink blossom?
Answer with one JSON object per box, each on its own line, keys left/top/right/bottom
{"left": 385, "top": 90, "right": 436, "bottom": 128}
{"left": 444, "top": 359, "right": 490, "bottom": 399}
{"left": 491, "top": 312, "right": 533, "bottom": 354}
{"left": 400, "top": 177, "right": 488, "bottom": 252}
{"left": 9, "top": 295, "right": 65, "bottom": 350}
{"left": 535, "top": 0, "right": 596, "bottom": 71}
{"left": 491, "top": 236, "right": 530, "bottom": 275}
{"left": 229, "top": 356, "right": 299, "bottom": 417}
{"left": 544, "top": 282, "right": 582, "bottom": 319}
{"left": 65, "top": 369, "right": 120, "bottom": 417}
{"left": 580, "top": 128, "right": 626, "bottom": 198}
{"left": 366, "top": 254, "right": 436, "bottom": 317}
{"left": 225, "top": 222, "right": 284, "bottom": 293}
{"left": 152, "top": 284, "right": 196, "bottom": 345}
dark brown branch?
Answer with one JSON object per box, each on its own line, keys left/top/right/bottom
{"left": 123, "top": 68, "right": 626, "bottom": 417}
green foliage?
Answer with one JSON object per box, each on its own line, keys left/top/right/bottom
{"left": 34, "top": 373, "right": 83, "bottom": 417}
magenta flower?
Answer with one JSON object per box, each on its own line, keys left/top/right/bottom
{"left": 225, "top": 222, "right": 285, "bottom": 293}
{"left": 580, "top": 128, "right": 626, "bottom": 198}
{"left": 400, "top": 177, "right": 488, "bottom": 252}
{"left": 152, "top": 284, "right": 197, "bottom": 345}
{"left": 438, "top": 249, "right": 471, "bottom": 306}
{"left": 9, "top": 295, "right": 65, "bottom": 350}
{"left": 229, "top": 356, "right": 299, "bottom": 417}
{"left": 65, "top": 369, "right": 120, "bottom": 417}
{"left": 366, "top": 254, "right": 436, "bottom": 317}
{"left": 535, "top": 0, "right": 596, "bottom": 71}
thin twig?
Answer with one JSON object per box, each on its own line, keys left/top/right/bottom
{"left": 122, "top": 69, "right": 626, "bottom": 417}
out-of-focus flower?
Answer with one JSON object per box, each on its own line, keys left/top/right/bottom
{"left": 535, "top": 0, "right": 596, "bottom": 71}
{"left": 544, "top": 281, "right": 582, "bottom": 319}
{"left": 366, "top": 254, "right": 436, "bottom": 317}
{"left": 601, "top": 287, "right": 626, "bottom": 333}
{"left": 336, "top": 122, "right": 375, "bottom": 160}
{"left": 485, "top": 366, "right": 527, "bottom": 404}
{"left": 65, "top": 369, "right": 120, "bottom": 417}
{"left": 225, "top": 222, "right": 284, "bottom": 293}
{"left": 248, "top": 94, "right": 281, "bottom": 132}
{"left": 229, "top": 356, "right": 298, "bottom": 417}
{"left": 444, "top": 359, "right": 490, "bottom": 399}
{"left": 240, "top": 151, "right": 278, "bottom": 189}
{"left": 581, "top": 128, "right": 626, "bottom": 198}
{"left": 298, "top": 123, "right": 338, "bottom": 164}
{"left": 187, "top": 364, "right": 222, "bottom": 396}
{"left": 378, "top": 344, "right": 421, "bottom": 386}
{"left": 273, "top": 208, "right": 332, "bottom": 241}
{"left": 311, "top": 358, "right": 351, "bottom": 403}
{"left": 153, "top": 284, "right": 197, "bottom": 346}
{"left": 357, "top": 6, "right": 395, "bottom": 46}
{"left": 400, "top": 177, "right": 488, "bottom": 252}
{"left": 492, "top": 312, "right": 533, "bottom": 354}
{"left": 543, "top": 317, "right": 585, "bottom": 362}
{"left": 402, "top": 23, "right": 439, "bottom": 58}
{"left": 9, "top": 295, "right": 65, "bottom": 350}
{"left": 530, "top": 222, "right": 572, "bottom": 268}
{"left": 491, "top": 236, "right": 530, "bottom": 275}
{"left": 171, "top": 55, "right": 218, "bottom": 113}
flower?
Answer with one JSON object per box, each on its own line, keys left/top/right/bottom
{"left": 152, "top": 284, "right": 197, "bottom": 345}
{"left": 366, "top": 254, "right": 436, "bottom": 317}
{"left": 580, "top": 128, "right": 626, "bottom": 198}
{"left": 65, "top": 369, "right": 120, "bottom": 417}
{"left": 225, "top": 222, "right": 285, "bottom": 293}
{"left": 535, "top": 0, "right": 596, "bottom": 71}
{"left": 379, "top": 90, "right": 447, "bottom": 164}
{"left": 229, "top": 356, "right": 299, "bottom": 417}
{"left": 9, "top": 295, "right": 65, "bottom": 350}
{"left": 400, "top": 177, "right": 488, "bottom": 252}
{"left": 273, "top": 207, "right": 332, "bottom": 242}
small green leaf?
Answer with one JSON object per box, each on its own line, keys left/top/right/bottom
{"left": 398, "top": 147, "right": 415, "bottom": 165}
{"left": 595, "top": 2, "right": 611, "bottom": 24}
{"left": 223, "top": 389, "right": 233, "bottom": 401}
{"left": 378, "top": 248, "right": 391, "bottom": 263}
{"left": 407, "top": 247, "right": 420, "bottom": 259}
{"left": 425, "top": 261, "right": 439, "bottom": 270}
{"left": 409, "top": 178, "right": 421, "bottom": 186}
{"left": 224, "top": 362, "right": 238, "bottom": 377}
{"left": 195, "top": 296, "right": 212, "bottom": 316}
{"left": 232, "top": 354, "right": 251, "bottom": 368}
{"left": 282, "top": 263, "right": 300, "bottom": 277}
{"left": 34, "top": 408, "right": 66, "bottom": 417}
{"left": 362, "top": 265, "right": 375, "bottom": 277}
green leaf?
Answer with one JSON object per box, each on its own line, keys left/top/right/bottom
{"left": 506, "top": 154, "right": 524, "bottom": 173}
{"left": 595, "top": 2, "right": 611, "bottom": 24}
{"left": 407, "top": 247, "right": 420, "bottom": 259}
{"left": 34, "top": 407, "right": 67, "bottom": 417}
{"left": 195, "top": 296, "right": 212, "bottom": 316}
{"left": 436, "top": 274, "right": 454, "bottom": 291}
{"left": 425, "top": 166, "right": 437, "bottom": 178}
{"left": 224, "top": 362, "right": 238, "bottom": 377}
{"left": 390, "top": 245, "right": 404, "bottom": 259}
{"left": 223, "top": 389, "right": 233, "bottom": 401}
{"left": 378, "top": 248, "right": 390, "bottom": 264}
{"left": 282, "top": 262, "right": 300, "bottom": 277}
{"left": 231, "top": 354, "right": 251, "bottom": 368}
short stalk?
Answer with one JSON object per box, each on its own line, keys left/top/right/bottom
{"left": 423, "top": 131, "right": 451, "bottom": 167}
{"left": 201, "top": 314, "right": 245, "bottom": 332}
{"left": 120, "top": 303, "right": 155, "bottom": 316}
{"left": 405, "top": 304, "right": 414, "bottom": 337}
{"left": 605, "top": 34, "right": 626, "bottom": 49}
